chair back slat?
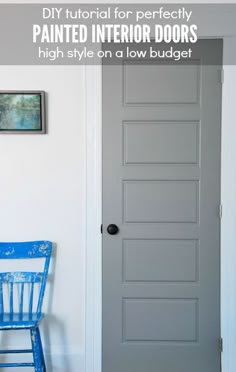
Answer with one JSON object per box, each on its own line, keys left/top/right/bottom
{"left": 19, "top": 283, "right": 24, "bottom": 315}
{"left": 0, "top": 241, "right": 52, "bottom": 317}
{"left": 29, "top": 282, "right": 34, "bottom": 315}
{"left": 0, "top": 282, "right": 3, "bottom": 315}
{"left": 9, "top": 283, "right": 13, "bottom": 317}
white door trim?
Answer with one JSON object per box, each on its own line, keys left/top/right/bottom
{"left": 85, "top": 64, "right": 102, "bottom": 372}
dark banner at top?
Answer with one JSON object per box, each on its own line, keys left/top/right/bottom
{"left": 0, "top": 4, "right": 235, "bottom": 64}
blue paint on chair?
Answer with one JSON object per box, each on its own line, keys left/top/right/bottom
{"left": 0, "top": 241, "right": 52, "bottom": 371}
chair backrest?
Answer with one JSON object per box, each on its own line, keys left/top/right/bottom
{"left": 0, "top": 241, "right": 52, "bottom": 318}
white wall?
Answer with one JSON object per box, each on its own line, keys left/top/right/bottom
{"left": 0, "top": 66, "right": 86, "bottom": 371}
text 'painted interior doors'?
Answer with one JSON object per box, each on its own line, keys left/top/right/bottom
{"left": 102, "top": 40, "right": 222, "bottom": 372}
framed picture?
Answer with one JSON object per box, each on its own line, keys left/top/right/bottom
{"left": 0, "top": 91, "right": 46, "bottom": 133}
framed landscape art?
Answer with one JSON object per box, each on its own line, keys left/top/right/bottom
{"left": 0, "top": 91, "right": 46, "bottom": 133}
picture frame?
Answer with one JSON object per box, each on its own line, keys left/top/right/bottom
{"left": 0, "top": 91, "right": 46, "bottom": 134}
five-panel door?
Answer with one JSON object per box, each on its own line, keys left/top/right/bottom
{"left": 102, "top": 40, "right": 222, "bottom": 372}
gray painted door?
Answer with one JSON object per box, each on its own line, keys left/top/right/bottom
{"left": 102, "top": 40, "right": 222, "bottom": 372}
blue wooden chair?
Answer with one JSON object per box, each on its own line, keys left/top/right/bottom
{"left": 0, "top": 241, "right": 52, "bottom": 371}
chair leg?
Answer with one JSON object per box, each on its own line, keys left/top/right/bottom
{"left": 35, "top": 327, "right": 46, "bottom": 372}
{"left": 31, "top": 328, "right": 44, "bottom": 372}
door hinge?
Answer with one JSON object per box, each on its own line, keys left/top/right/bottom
{"left": 221, "top": 69, "right": 224, "bottom": 84}
{"left": 101, "top": 224, "right": 103, "bottom": 234}
{"left": 220, "top": 337, "right": 223, "bottom": 353}
{"left": 219, "top": 204, "right": 223, "bottom": 219}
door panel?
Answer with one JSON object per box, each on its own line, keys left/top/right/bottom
{"left": 123, "top": 298, "right": 198, "bottom": 342}
{"left": 124, "top": 180, "right": 199, "bottom": 223}
{"left": 124, "top": 121, "right": 199, "bottom": 165}
{"left": 102, "top": 39, "right": 222, "bottom": 372}
{"left": 123, "top": 239, "right": 198, "bottom": 282}
{"left": 123, "top": 62, "right": 200, "bottom": 104}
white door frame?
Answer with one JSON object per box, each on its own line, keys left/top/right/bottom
{"left": 85, "top": 64, "right": 102, "bottom": 372}
{"left": 85, "top": 37, "right": 236, "bottom": 372}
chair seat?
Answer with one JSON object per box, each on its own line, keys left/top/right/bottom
{"left": 0, "top": 313, "right": 44, "bottom": 330}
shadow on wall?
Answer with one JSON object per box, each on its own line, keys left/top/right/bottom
{"left": 43, "top": 243, "right": 73, "bottom": 372}
{"left": 44, "top": 315, "right": 72, "bottom": 372}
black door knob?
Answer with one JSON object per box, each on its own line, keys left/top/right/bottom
{"left": 107, "top": 224, "right": 119, "bottom": 235}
